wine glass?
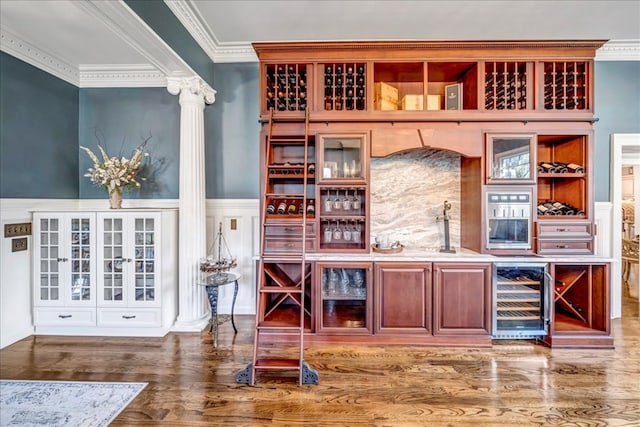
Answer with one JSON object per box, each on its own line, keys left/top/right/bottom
{"left": 352, "top": 188, "right": 361, "bottom": 210}
{"left": 332, "top": 220, "right": 342, "bottom": 241}
{"left": 342, "top": 188, "right": 351, "bottom": 210}
{"left": 333, "top": 189, "right": 341, "bottom": 210}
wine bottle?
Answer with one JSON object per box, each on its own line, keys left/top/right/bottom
{"left": 277, "top": 200, "right": 287, "bottom": 215}
{"left": 567, "top": 163, "right": 584, "bottom": 173}
{"left": 266, "top": 200, "right": 276, "bottom": 214}
{"left": 306, "top": 199, "right": 315, "bottom": 216}
{"left": 538, "top": 162, "right": 554, "bottom": 173}
{"left": 308, "top": 163, "right": 315, "bottom": 175}
{"left": 298, "top": 201, "right": 304, "bottom": 215}
{"left": 287, "top": 200, "right": 297, "bottom": 215}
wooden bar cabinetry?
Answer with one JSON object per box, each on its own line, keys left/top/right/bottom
{"left": 433, "top": 263, "right": 493, "bottom": 337}
{"left": 253, "top": 41, "right": 609, "bottom": 349}
{"left": 374, "top": 263, "right": 432, "bottom": 335}
{"left": 543, "top": 263, "right": 612, "bottom": 348}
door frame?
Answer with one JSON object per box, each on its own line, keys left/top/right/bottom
{"left": 610, "top": 133, "right": 640, "bottom": 318}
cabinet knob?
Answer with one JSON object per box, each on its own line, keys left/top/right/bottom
{"left": 58, "top": 314, "right": 72, "bottom": 319}
{"left": 556, "top": 244, "right": 569, "bottom": 249}
{"left": 57, "top": 257, "right": 68, "bottom": 262}
{"left": 556, "top": 228, "right": 567, "bottom": 232}
{"left": 122, "top": 315, "right": 137, "bottom": 320}
{"left": 284, "top": 227, "right": 297, "bottom": 231}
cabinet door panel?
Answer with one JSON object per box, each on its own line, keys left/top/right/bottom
{"left": 375, "top": 263, "right": 431, "bottom": 335}
{"left": 433, "top": 263, "right": 491, "bottom": 336}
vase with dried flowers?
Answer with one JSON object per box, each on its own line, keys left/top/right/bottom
{"left": 81, "top": 142, "right": 149, "bottom": 209}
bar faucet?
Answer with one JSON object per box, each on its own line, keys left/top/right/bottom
{"left": 437, "top": 200, "right": 456, "bottom": 253}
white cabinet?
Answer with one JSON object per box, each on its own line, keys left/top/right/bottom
{"left": 32, "top": 209, "right": 178, "bottom": 336}
{"left": 33, "top": 213, "right": 97, "bottom": 326}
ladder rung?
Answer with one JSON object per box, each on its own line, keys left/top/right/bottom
{"left": 257, "top": 320, "right": 303, "bottom": 330}
{"left": 254, "top": 358, "right": 301, "bottom": 370}
{"left": 260, "top": 286, "right": 302, "bottom": 293}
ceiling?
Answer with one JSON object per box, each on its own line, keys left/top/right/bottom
{"left": 1, "top": 0, "right": 639, "bottom": 86}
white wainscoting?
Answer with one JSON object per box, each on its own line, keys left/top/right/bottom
{"left": 0, "top": 198, "right": 259, "bottom": 349}
{"left": 205, "top": 199, "right": 260, "bottom": 315}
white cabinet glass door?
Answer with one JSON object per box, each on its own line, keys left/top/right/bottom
{"left": 98, "top": 213, "right": 160, "bottom": 307}
{"left": 34, "top": 213, "right": 95, "bottom": 306}
{"left": 134, "top": 217, "right": 156, "bottom": 302}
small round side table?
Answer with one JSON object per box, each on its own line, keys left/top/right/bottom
{"left": 198, "top": 272, "right": 239, "bottom": 348}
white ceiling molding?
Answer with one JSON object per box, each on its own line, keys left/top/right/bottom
{"left": 164, "top": 0, "right": 257, "bottom": 63}
{"left": 0, "top": 28, "right": 80, "bottom": 86}
{"left": 79, "top": 64, "right": 167, "bottom": 88}
{"left": 596, "top": 40, "right": 640, "bottom": 61}
{"left": 73, "top": 1, "right": 197, "bottom": 77}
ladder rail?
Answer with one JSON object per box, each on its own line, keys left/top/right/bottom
{"left": 240, "top": 107, "right": 318, "bottom": 386}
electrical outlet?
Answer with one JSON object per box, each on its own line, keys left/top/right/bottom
{"left": 12, "top": 237, "right": 27, "bottom": 252}
{"left": 4, "top": 223, "right": 32, "bottom": 237}
{"left": 230, "top": 219, "right": 237, "bottom": 230}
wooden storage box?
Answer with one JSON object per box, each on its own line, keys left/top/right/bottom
{"left": 427, "top": 94, "right": 441, "bottom": 110}
{"left": 401, "top": 95, "right": 424, "bottom": 110}
{"left": 374, "top": 82, "right": 399, "bottom": 103}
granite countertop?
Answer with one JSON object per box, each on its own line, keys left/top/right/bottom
{"left": 304, "top": 247, "right": 618, "bottom": 263}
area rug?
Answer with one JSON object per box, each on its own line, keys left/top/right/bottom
{"left": 0, "top": 380, "right": 146, "bottom": 427}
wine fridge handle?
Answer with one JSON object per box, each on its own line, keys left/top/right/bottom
{"left": 543, "top": 271, "right": 554, "bottom": 325}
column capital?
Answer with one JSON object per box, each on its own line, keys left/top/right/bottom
{"left": 167, "top": 76, "right": 216, "bottom": 105}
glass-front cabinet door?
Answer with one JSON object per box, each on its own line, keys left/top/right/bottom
{"left": 33, "top": 213, "right": 96, "bottom": 307}
{"left": 317, "top": 133, "right": 368, "bottom": 183}
{"left": 316, "top": 263, "right": 372, "bottom": 334}
{"left": 97, "top": 212, "right": 160, "bottom": 307}
{"left": 486, "top": 133, "right": 536, "bottom": 184}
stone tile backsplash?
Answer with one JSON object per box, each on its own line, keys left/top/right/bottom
{"left": 370, "top": 149, "right": 461, "bottom": 249}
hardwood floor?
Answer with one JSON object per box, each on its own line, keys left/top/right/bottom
{"left": 2, "top": 304, "right": 639, "bottom": 426}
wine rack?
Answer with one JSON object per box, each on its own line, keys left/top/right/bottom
{"left": 485, "top": 61, "right": 528, "bottom": 110}
{"left": 536, "top": 134, "right": 588, "bottom": 221}
{"left": 323, "top": 63, "right": 366, "bottom": 111}
{"left": 551, "top": 264, "right": 608, "bottom": 334}
{"left": 260, "top": 262, "right": 312, "bottom": 329}
{"left": 265, "top": 63, "right": 308, "bottom": 111}
{"left": 318, "top": 186, "right": 366, "bottom": 251}
{"left": 265, "top": 197, "right": 315, "bottom": 218}
{"left": 537, "top": 200, "right": 585, "bottom": 217}
{"left": 543, "top": 61, "right": 589, "bottom": 110}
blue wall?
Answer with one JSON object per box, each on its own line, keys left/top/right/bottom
{"left": 594, "top": 61, "right": 640, "bottom": 201}
{"left": 207, "top": 62, "right": 260, "bottom": 198}
{"left": 79, "top": 88, "right": 180, "bottom": 199}
{"left": 0, "top": 52, "right": 79, "bottom": 198}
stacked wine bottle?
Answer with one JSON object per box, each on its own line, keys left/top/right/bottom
{"left": 265, "top": 64, "right": 307, "bottom": 111}
{"left": 324, "top": 63, "right": 366, "bottom": 111}
{"left": 484, "top": 62, "right": 527, "bottom": 110}
{"left": 537, "top": 200, "right": 585, "bottom": 216}
{"left": 537, "top": 161, "right": 584, "bottom": 174}
{"left": 266, "top": 199, "right": 315, "bottom": 217}
{"left": 543, "top": 61, "right": 587, "bottom": 110}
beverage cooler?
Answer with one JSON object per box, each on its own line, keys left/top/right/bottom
{"left": 493, "top": 263, "right": 550, "bottom": 339}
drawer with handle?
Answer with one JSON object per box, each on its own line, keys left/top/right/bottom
{"left": 537, "top": 239, "right": 593, "bottom": 254}
{"left": 537, "top": 222, "right": 592, "bottom": 238}
{"left": 97, "top": 308, "right": 161, "bottom": 327}
{"left": 34, "top": 308, "right": 96, "bottom": 326}
{"left": 265, "top": 223, "right": 316, "bottom": 237}
{"left": 264, "top": 238, "right": 314, "bottom": 253}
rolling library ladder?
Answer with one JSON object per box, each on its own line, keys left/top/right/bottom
{"left": 236, "top": 110, "right": 319, "bottom": 385}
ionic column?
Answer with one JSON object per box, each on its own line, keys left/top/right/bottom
{"left": 167, "top": 76, "right": 216, "bottom": 330}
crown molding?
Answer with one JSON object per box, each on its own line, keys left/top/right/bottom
{"left": 74, "top": 0, "right": 196, "bottom": 76}
{"left": 596, "top": 39, "right": 640, "bottom": 61}
{"left": 0, "top": 28, "right": 80, "bottom": 86}
{"left": 79, "top": 64, "right": 167, "bottom": 87}
{"left": 164, "top": 0, "right": 257, "bottom": 63}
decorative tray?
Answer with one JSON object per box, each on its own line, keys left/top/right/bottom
{"left": 372, "top": 244, "right": 404, "bottom": 254}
